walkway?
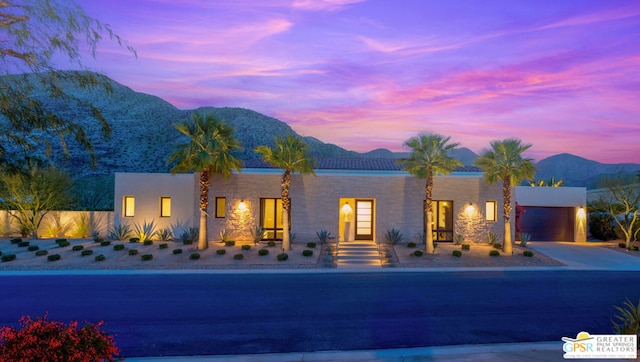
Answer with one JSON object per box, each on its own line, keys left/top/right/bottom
{"left": 528, "top": 241, "right": 640, "bottom": 270}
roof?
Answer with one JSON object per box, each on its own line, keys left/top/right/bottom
{"left": 244, "top": 158, "right": 481, "bottom": 172}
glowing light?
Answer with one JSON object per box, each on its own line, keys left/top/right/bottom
{"left": 341, "top": 202, "right": 353, "bottom": 214}
{"left": 465, "top": 203, "right": 475, "bottom": 214}
{"left": 577, "top": 207, "right": 586, "bottom": 218}
{"left": 238, "top": 200, "right": 248, "bottom": 211}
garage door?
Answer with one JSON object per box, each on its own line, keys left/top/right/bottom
{"left": 519, "top": 206, "right": 574, "bottom": 242}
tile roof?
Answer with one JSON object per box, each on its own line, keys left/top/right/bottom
{"left": 244, "top": 158, "right": 481, "bottom": 172}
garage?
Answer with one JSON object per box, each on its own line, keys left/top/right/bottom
{"left": 519, "top": 206, "right": 575, "bottom": 241}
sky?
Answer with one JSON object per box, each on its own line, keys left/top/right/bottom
{"left": 74, "top": 0, "right": 640, "bottom": 164}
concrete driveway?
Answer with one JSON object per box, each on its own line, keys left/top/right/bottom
{"left": 528, "top": 241, "right": 640, "bottom": 270}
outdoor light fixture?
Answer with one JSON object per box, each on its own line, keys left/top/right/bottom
{"left": 465, "top": 203, "right": 475, "bottom": 214}
{"left": 577, "top": 207, "right": 586, "bottom": 218}
{"left": 238, "top": 200, "right": 247, "bottom": 211}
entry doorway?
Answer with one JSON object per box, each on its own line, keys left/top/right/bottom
{"left": 339, "top": 198, "right": 375, "bottom": 241}
{"left": 355, "top": 199, "right": 374, "bottom": 240}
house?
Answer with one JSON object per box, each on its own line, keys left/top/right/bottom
{"left": 114, "top": 159, "right": 586, "bottom": 244}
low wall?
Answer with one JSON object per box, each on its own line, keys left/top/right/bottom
{"left": 0, "top": 210, "right": 114, "bottom": 239}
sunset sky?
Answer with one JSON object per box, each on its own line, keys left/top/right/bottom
{"left": 75, "top": 0, "right": 640, "bottom": 164}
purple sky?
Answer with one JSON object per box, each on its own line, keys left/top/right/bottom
{"left": 75, "top": 0, "right": 640, "bottom": 164}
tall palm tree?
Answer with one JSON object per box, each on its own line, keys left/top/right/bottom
{"left": 255, "top": 135, "right": 315, "bottom": 251}
{"left": 400, "top": 133, "right": 462, "bottom": 254}
{"left": 474, "top": 139, "right": 536, "bottom": 254}
{"left": 168, "top": 113, "right": 242, "bottom": 250}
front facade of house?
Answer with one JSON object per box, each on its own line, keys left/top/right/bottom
{"left": 114, "top": 159, "right": 508, "bottom": 244}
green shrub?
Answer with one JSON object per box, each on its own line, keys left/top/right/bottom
{"left": 183, "top": 239, "right": 193, "bottom": 245}
{"left": 385, "top": 228, "right": 404, "bottom": 245}
{"left": 109, "top": 224, "right": 131, "bottom": 240}
{"left": 190, "top": 253, "right": 200, "bottom": 260}
{"left": 35, "top": 250, "right": 48, "bottom": 256}
{"left": 173, "top": 248, "right": 183, "bottom": 254}
{"left": 258, "top": 249, "right": 269, "bottom": 256}
{"left": 57, "top": 241, "right": 70, "bottom": 247}
{"left": 81, "top": 250, "right": 93, "bottom": 256}
{"left": 143, "top": 240, "right": 153, "bottom": 246}
{"left": 225, "top": 240, "right": 236, "bottom": 246}
{"left": 277, "top": 253, "right": 288, "bottom": 261}
{"left": 492, "top": 243, "right": 502, "bottom": 250}
{"left": 17, "top": 241, "right": 30, "bottom": 247}
{"left": 461, "top": 244, "right": 470, "bottom": 250}
{"left": 54, "top": 238, "right": 66, "bottom": 243}
{"left": 94, "top": 237, "right": 105, "bottom": 243}
{"left": 129, "top": 237, "right": 140, "bottom": 243}
{"left": 306, "top": 242, "right": 317, "bottom": 248}
{"left": 315, "top": 229, "right": 333, "bottom": 244}
{"left": 159, "top": 243, "right": 168, "bottom": 249}
{"left": 267, "top": 241, "right": 276, "bottom": 247}
{"left": 113, "top": 244, "right": 125, "bottom": 251}
{"left": 302, "top": 249, "right": 314, "bottom": 257}
{"left": 407, "top": 242, "right": 416, "bottom": 248}
{"left": 95, "top": 254, "right": 106, "bottom": 262}
{"left": 489, "top": 250, "right": 500, "bottom": 256}
{"left": 523, "top": 250, "right": 534, "bottom": 257}
{"left": 141, "top": 254, "right": 153, "bottom": 261}
{"left": 413, "top": 250, "right": 423, "bottom": 257}
{"left": 128, "top": 249, "right": 139, "bottom": 256}
{"left": 233, "top": 253, "right": 244, "bottom": 260}
{"left": 10, "top": 238, "right": 22, "bottom": 244}
{"left": 157, "top": 228, "right": 173, "bottom": 241}
{"left": 241, "top": 244, "right": 251, "bottom": 251}
{"left": 47, "top": 254, "right": 61, "bottom": 262}
{"left": 215, "top": 249, "right": 226, "bottom": 255}
{"left": 72, "top": 245, "right": 84, "bottom": 251}
{"left": 588, "top": 213, "right": 617, "bottom": 241}
{"left": 27, "top": 245, "right": 39, "bottom": 251}
{"left": 452, "top": 250, "right": 462, "bottom": 257}
{"left": 1, "top": 254, "right": 16, "bottom": 262}
{"left": 611, "top": 298, "right": 640, "bottom": 336}
{"left": 619, "top": 242, "right": 627, "bottom": 248}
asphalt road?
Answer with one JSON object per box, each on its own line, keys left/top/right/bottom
{"left": 0, "top": 271, "right": 638, "bottom": 358}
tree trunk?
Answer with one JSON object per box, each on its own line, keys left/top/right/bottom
{"left": 426, "top": 212, "right": 434, "bottom": 254}
{"left": 425, "top": 171, "right": 434, "bottom": 254}
{"left": 503, "top": 176, "right": 512, "bottom": 255}
{"left": 198, "top": 171, "right": 210, "bottom": 250}
{"left": 281, "top": 170, "right": 291, "bottom": 251}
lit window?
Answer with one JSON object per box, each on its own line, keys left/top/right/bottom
{"left": 215, "top": 197, "right": 226, "bottom": 218}
{"left": 160, "top": 197, "right": 171, "bottom": 217}
{"left": 486, "top": 201, "right": 497, "bottom": 222}
{"left": 123, "top": 196, "right": 135, "bottom": 217}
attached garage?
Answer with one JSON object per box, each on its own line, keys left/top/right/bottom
{"left": 519, "top": 206, "right": 575, "bottom": 241}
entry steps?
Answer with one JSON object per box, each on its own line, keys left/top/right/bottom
{"left": 337, "top": 240, "right": 381, "bottom": 268}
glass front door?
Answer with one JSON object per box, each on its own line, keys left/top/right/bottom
{"left": 355, "top": 199, "right": 373, "bottom": 240}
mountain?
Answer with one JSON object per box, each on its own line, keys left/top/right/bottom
{"left": 534, "top": 153, "right": 640, "bottom": 188}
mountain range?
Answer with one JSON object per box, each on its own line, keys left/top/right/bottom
{"left": 5, "top": 72, "right": 640, "bottom": 194}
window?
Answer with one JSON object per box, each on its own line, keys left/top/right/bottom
{"left": 486, "top": 201, "right": 497, "bottom": 222}
{"left": 215, "top": 197, "right": 226, "bottom": 218}
{"left": 160, "top": 197, "right": 171, "bottom": 217}
{"left": 260, "top": 198, "right": 290, "bottom": 241}
{"left": 424, "top": 200, "right": 453, "bottom": 242}
{"left": 123, "top": 196, "right": 135, "bottom": 217}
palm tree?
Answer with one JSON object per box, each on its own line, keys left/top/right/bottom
{"left": 400, "top": 133, "right": 462, "bottom": 254}
{"left": 474, "top": 139, "right": 536, "bottom": 254}
{"left": 255, "top": 135, "right": 315, "bottom": 251}
{"left": 168, "top": 113, "right": 243, "bottom": 250}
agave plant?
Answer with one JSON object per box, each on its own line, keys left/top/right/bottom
{"left": 251, "top": 226, "right": 266, "bottom": 245}
{"left": 316, "top": 229, "right": 333, "bottom": 244}
{"left": 519, "top": 232, "right": 531, "bottom": 247}
{"left": 109, "top": 224, "right": 131, "bottom": 240}
{"left": 219, "top": 228, "right": 233, "bottom": 243}
{"left": 385, "top": 228, "right": 404, "bottom": 245}
{"left": 156, "top": 228, "right": 173, "bottom": 241}
{"left": 487, "top": 231, "right": 499, "bottom": 245}
{"left": 612, "top": 298, "right": 640, "bottom": 338}
{"left": 180, "top": 227, "right": 199, "bottom": 242}
{"left": 453, "top": 234, "right": 464, "bottom": 245}
{"left": 133, "top": 220, "right": 158, "bottom": 242}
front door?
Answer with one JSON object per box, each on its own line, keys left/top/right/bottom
{"left": 355, "top": 199, "right": 374, "bottom": 240}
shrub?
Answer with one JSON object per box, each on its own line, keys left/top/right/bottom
{"left": 128, "top": 249, "right": 139, "bottom": 256}
{"left": 27, "top": 245, "right": 39, "bottom": 251}
{"left": 267, "top": 241, "right": 276, "bottom": 247}
{"left": 17, "top": 241, "right": 30, "bottom": 247}
{"left": 487, "top": 232, "right": 499, "bottom": 245}
{"left": 233, "top": 253, "right": 244, "bottom": 260}
{"left": 173, "top": 248, "right": 183, "bottom": 254}
{"left": 302, "top": 249, "right": 314, "bottom": 257}
{"left": 611, "top": 298, "right": 640, "bottom": 337}
{"left": 453, "top": 234, "right": 464, "bottom": 245}
{"left": 35, "top": 250, "right": 48, "bottom": 256}
{"left": 183, "top": 239, "right": 193, "bottom": 245}
{"left": 180, "top": 227, "right": 199, "bottom": 242}
{"left": 1, "top": 254, "right": 16, "bottom": 262}
{"left": 307, "top": 242, "right": 317, "bottom": 248}
{"left": 10, "top": 238, "right": 22, "bottom": 244}
{"left": 100, "top": 241, "right": 111, "bottom": 246}
{"left": 224, "top": 240, "right": 236, "bottom": 246}
{"left": 492, "top": 243, "right": 502, "bottom": 250}
{"left": 143, "top": 240, "right": 153, "bottom": 246}
{"left": 489, "top": 250, "right": 500, "bottom": 256}
{"left": 251, "top": 226, "right": 266, "bottom": 245}
{"left": 619, "top": 242, "right": 627, "bottom": 248}
{"left": 159, "top": 243, "right": 168, "bottom": 249}
{"left": 54, "top": 238, "right": 66, "bottom": 243}
{"left": 141, "top": 254, "right": 153, "bottom": 261}
{"left": 588, "top": 213, "right": 617, "bottom": 241}
{"left": 0, "top": 314, "right": 119, "bottom": 361}
{"left": 407, "top": 242, "right": 416, "bottom": 248}
{"left": 216, "top": 249, "right": 226, "bottom": 255}
{"left": 523, "top": 250, "right": 534, "bottom": 257}
{"left": 94, "top": 238, "right": 105, "bottom": 243}
{"left": 316, "top": 229, "right": 333, "bottom": 244}
{"left": 190, "top": 253, "right": 200, "bottom": 260}
{"left": 385, "top": 228, "right": 404, "bottom": 245}
{"left": 48, "top": 254, "right": 61, "bottom": 261}
{"left": 81, "top": 250, "right": 93, "bottom": 256}
{"left": 258, "top": 249, "right": 269, "bottom": 256}
{"left": 57, "top": 241, "right": 70, "bottom": 248}
{"left": 277, "top": 253, "right": 288, "bottom": 261}
{"left": 219, "top": 228, "right": 234, "bottom": 243}
{"left": 461, "top": 244, "right": 470, "bottom": 250}
{"left": 133, "top": 220, "right": 158, "bottom": 242}
{"left": 156, "top": 228, "right": 173, "bottom": 241}
{"left": 452, "top": 250, "right": 462, "bottom": 257}
{"left": 113, "top": 244, "right": 125, "bottom": 251}
{"left": 129, "top": 237, "right": 140, "bottom": 243}
{"left": 108, "top": 224, "right": 131, "bottom": 241}
{"left": 241, "top": 244, "right": 251, "bottom": 251}
{"left": 95, "top": 254, "right": 106, "bottom": 262}
{"left": 519, "top": 232, "right": 531, "bottom": 247}
{"left": 72, "top": 245, "right": 84, "bottom": 251}
{"left": 413, "top": 250, "right": 424, "bottom": 257}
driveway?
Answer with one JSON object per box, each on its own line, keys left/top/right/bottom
{"left": 528, "top": 242, "right": 640, "bottom": 270}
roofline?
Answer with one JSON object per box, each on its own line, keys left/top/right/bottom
{"left": 238, "top": 168, "right": 484, "bottom": 177}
